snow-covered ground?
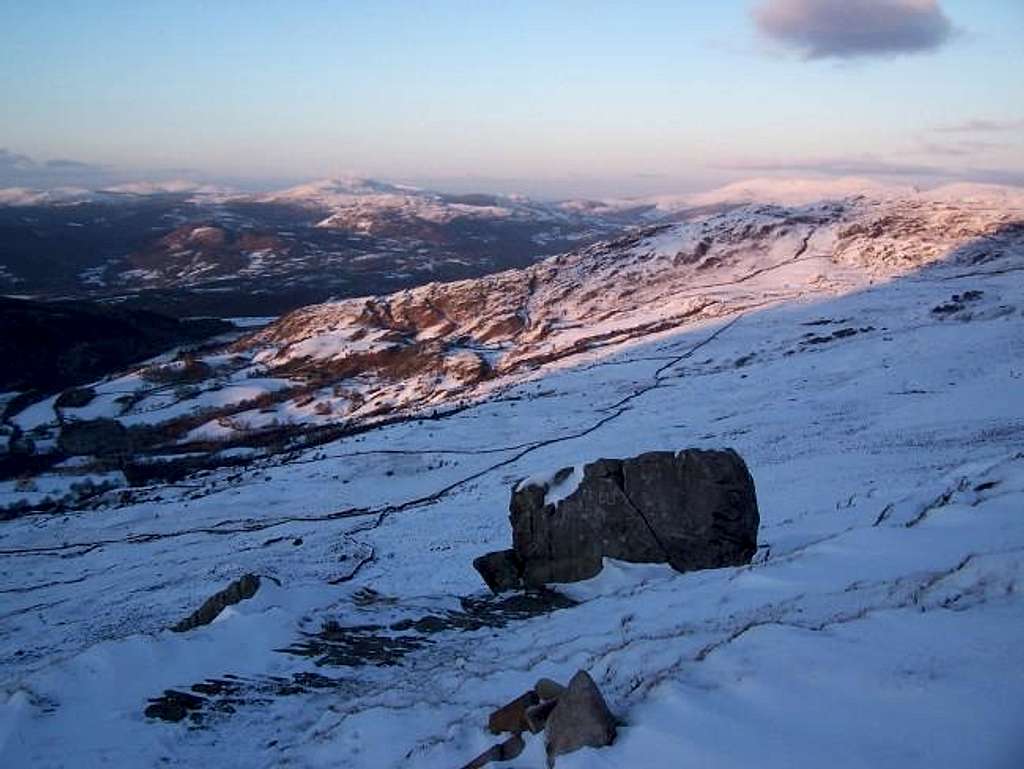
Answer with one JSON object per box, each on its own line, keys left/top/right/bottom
{"left": 1, "top": 192, "right": 1023, "bottom": 767}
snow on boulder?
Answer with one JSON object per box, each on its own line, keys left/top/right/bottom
{"left": 476, "top": 449, "right": 759, "bottom": 590}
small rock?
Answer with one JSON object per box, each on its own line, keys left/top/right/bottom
{"left": 525, "top": 698, "right": 558, "bottom": 733}
{"left": 535, "top": 677, "right": 566, "bottom": 701}
{"left": 473, "top": 549, "right": 523, "bottom": 594}
{"left": 487, "top": 690, "right": 539, "bottom": 735}
{"left": 498, "top": 734, "right": 525, "bottom": 760}
{"left": 545, "top": 670, "right": 616, "bottom": 767}
{"left": 460, "top": 734, "right": 526, "bottom": 769}
{"left": 172, "top": 574, "right": 261, "bottom": 632}
{"left": 144, "top": 690, "right": 205, "bottom": 722}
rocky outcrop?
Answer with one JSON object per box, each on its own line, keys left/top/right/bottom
{"left": 171, "top": 574, "right": 261, "bottom": 632}
{"left": 477, "top": 449, "right": 759, "bottom": 589}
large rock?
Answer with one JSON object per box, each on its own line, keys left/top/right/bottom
{"left": 509, "top": 449, "right": 758, "bottom": 586}
{"left": 544, "top": 670, "right": 616, "bottom": 766}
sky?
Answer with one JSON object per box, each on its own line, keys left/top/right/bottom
{"left": 1, "top": 0, "right": 1022, "bottom": 198}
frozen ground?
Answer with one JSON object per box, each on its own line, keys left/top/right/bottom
{"left": 1, "top": 234, "right": 1023, "bottom": 767}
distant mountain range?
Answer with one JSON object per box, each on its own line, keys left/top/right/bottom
{"left": 6, "top": 180, "right": 1020, "bottom": 476}
{"left": 10, "top": 174, "right": 948, "bottom": 318}
{"left": 0, "top": 177, "right": 671, "bottom": 316}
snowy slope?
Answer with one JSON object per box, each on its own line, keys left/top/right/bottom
{"left": 7, "top": 184, "right": 1018, "bottom": 462}
{"left": 1, "top": 187, "right": 1023, "bottom": 768}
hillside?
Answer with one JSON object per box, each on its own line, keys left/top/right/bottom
{"left": 4, "top": 183, "right": 1019, "bottom": 466}
{"left": 0, "top": 296, "right": 232, "bottom": 400}
{"left": 0, "top": 184, "right": 1022, "bottom": 768}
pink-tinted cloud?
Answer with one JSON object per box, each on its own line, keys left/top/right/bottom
{"left": 753, "top": 0, "right": 953, "bottom": 59}
{"left": 935, "top": 118, "right": 1024, "bottom": 133}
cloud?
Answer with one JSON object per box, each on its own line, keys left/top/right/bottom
{"left": 918, "top": 139, "right": 1006, "bottom": 157}
{"left": 719, "top": 154, "right": 1024, "bottom": 187}
{"left": 721, "top": 154, "right": 950, "bottom": 177}
{"left": 44, "top": 158, "right": 98, "bottom": 170}
{"left": 0, "top": 149, "right": 37, "bottom": 173}
{"left": 0, "top": 148, "right": 112, "bottom": 187}
{"left": 753, "top": 0, "right": 953, "bottom": 59}
{"left": 935, "top": 118, "right": 1024, "bottom": 133}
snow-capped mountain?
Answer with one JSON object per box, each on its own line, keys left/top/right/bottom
{"left": 1, "top": 183, "right": 1022, "bottom": 769}
{"left": 0, "top": 177, "right": 642, "bottom": 315}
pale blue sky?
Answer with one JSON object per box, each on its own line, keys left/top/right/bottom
{"left": 1, "top": 1, "right": 1022, "bottom": 196}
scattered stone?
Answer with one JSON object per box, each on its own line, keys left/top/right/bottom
{"left": 460, "top": 733, "right": 526, "bottom": 769}
{"left": 544, "top": 671, "right": 617, "bottom": 767}
{"left": 493, "top": 449, "right": 758, "bottom": 587}
{"left": 487, "top": 690, "right": 539, "bottom": 735}
{"left": 525, "top": 698, "right": 558, "bottom": 733}
{"left": 172, "top": 574, "right": 261, "bottom": 632}
{"left": 473, "top": 549, "right": 523, "bottom": 594}
{"left": 534, "top": 677, "right": 565, "bottom": 701}
{"left": 932, "top": 290, "right": 986, "bottom": 319}
{"left": 144, "top": 689, "right": 205, "bottom": 722}
{"left": 801, "top": 325, "right": 874, "bottom": 345}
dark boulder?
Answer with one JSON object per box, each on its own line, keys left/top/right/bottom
{"left": 473, "top": 549, "right": 524, "bottom": 594}
{"left": 509, "top": 449, "right": 758, "bottom": 586}
{"left": 544, "top": 670, "right": 616, "bottom": 766}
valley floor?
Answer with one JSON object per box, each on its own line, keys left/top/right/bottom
{"left": 1, "top": 255, "right": 1023, "bottom": 768}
